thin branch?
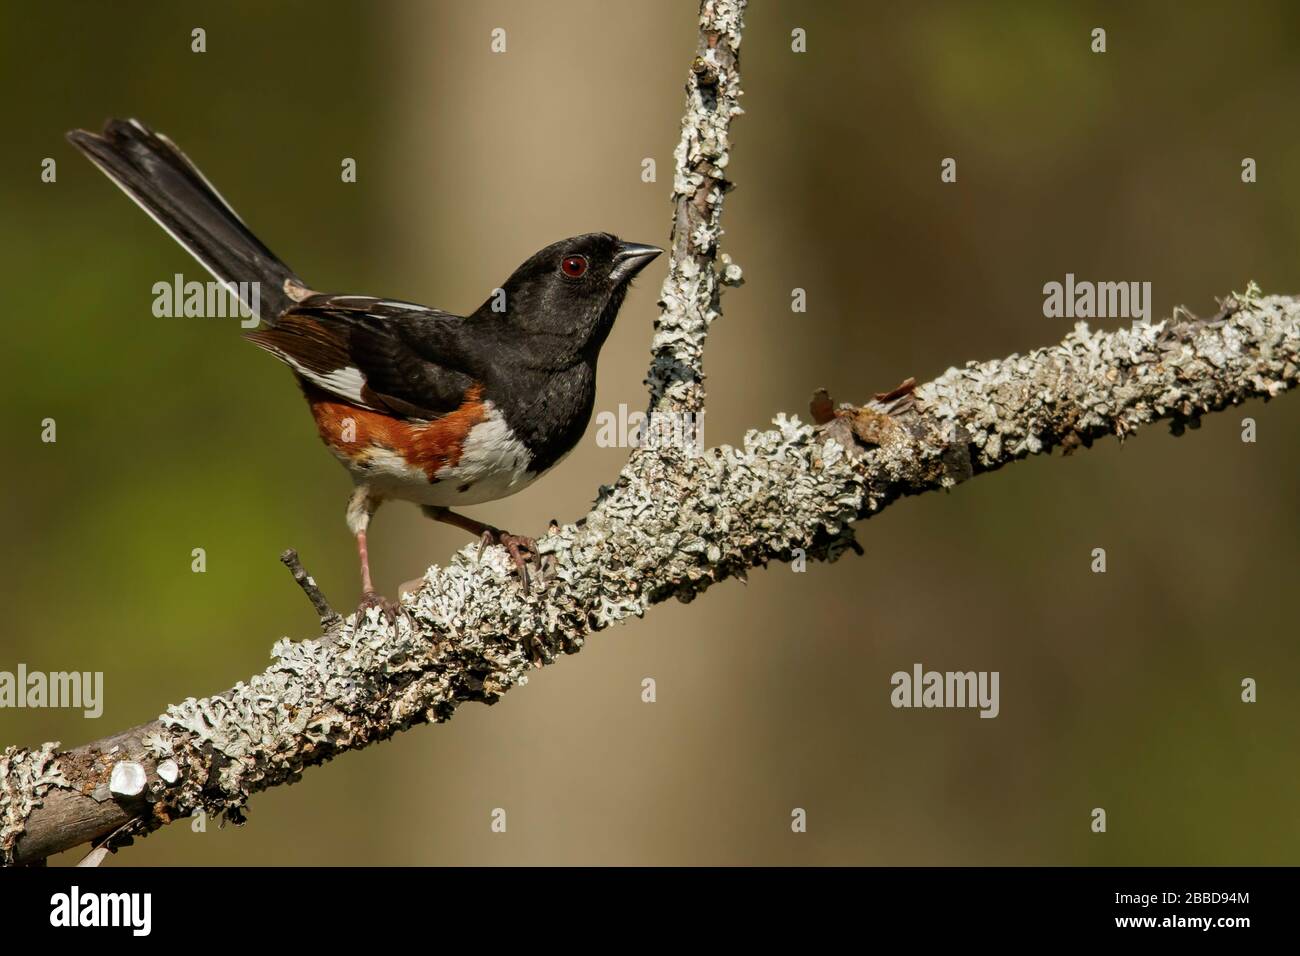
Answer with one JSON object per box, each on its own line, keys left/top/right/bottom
{"left": 280, "top": 548, "right": 343, "bottom": 633}
{"left": 645, "top": 0, "right": 745, "bottom": 417}
{"left": 4, "top": 0, "right": 1299, "bottom": 866}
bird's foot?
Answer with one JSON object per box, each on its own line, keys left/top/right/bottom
{"left": 477, "top": 528, "right": 540, "bottom": 594}
{"left": 355, "top": 589, "right": 399, "bottom": 624}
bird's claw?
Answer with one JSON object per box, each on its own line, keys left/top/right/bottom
{"left": 477, "top": 529, "right": 540, "bottom": 594}
{"left": 356, "top": 590, "right": 399, "bottom": 624}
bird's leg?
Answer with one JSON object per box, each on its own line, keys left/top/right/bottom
{"left": 422, "top": 505, "right": 538, "bottom": 594}
{"left": 357, "top": 528, "right": 375, "bottom": 594}
{"left": 348, "top": 486, "right": 395, "bottom": 619}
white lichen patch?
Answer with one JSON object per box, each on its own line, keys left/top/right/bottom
{"left": 1, "top": 741, "right": 67, "bottom": 865}
{"left": 896, "top": 295, "right": 1298, "bottom": 496}
{"left": 109, "top": 761, "right": 147, "bottom": 797}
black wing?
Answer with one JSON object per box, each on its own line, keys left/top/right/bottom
{"left": 244, "top": 294, "right": 479, "bottom": 419}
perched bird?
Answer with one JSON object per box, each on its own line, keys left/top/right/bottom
{"left": 67, "top": 118, "right": 661, "bottom": 610}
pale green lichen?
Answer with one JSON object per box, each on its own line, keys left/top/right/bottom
{"left": 651, "top": 0, "right": 747, "bottom": 414}
{"left": 0, "top": 742, "right": 66, "bottom": 865}
{"left": 121, "top": 291, "right": 1298, "bottom": 831}
{"left": 7, "top": 291, "right": 1298, "bottom": 857}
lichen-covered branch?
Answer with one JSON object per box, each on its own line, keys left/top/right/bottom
{"left": 5, "top": 289, "right": 1296, "bottom": 865}
{"left": 5, "top": 0, "right": 1299, "bottom": 865}
{"left": 646, "top": 0, "right": 745, "bottom": 416}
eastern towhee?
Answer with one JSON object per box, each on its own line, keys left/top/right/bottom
{"left": 67, "top": 119, "right": 661, "bottom": 610}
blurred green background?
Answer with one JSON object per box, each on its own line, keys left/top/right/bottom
{"left": 2, "top": 1, "right": 1297, "bottom": 865}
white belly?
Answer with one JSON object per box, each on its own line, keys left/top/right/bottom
{"left": 345, "top": 402, "right": 540, "bottom": 506}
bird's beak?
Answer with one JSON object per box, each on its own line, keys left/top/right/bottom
{"left": 610, "top": 241, "right": 664, "bottom": 283}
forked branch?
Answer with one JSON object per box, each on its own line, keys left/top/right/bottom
{"left": 4, "top": 0, "right": 1297, "bottom": 866}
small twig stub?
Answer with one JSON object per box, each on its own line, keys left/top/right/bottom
{"left": 280, "top": 548, "right": 342, "bottom": 631}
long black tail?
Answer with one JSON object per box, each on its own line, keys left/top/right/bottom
{"left": 66, "top": 118, "right": 303, "bottom": 322}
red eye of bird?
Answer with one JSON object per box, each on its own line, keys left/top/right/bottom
{"left": 561, "top": 255, "right": 588, "bottom": 278}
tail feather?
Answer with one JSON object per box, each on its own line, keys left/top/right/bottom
{"left": 67, "top": 118, "right": 303, "bottom": 322}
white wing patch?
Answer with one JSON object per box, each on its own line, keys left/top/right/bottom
{"left": 375, "top": 300, "right": 433, "bottom": 311}
{"left": 303, "top": 365, "right": 368, "bottom": 405}
{"left": 254, "top": 340, "right": 373, "bottom": 407}
{"left": 309, "top": 295, "right": 433, "bottom": 314}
